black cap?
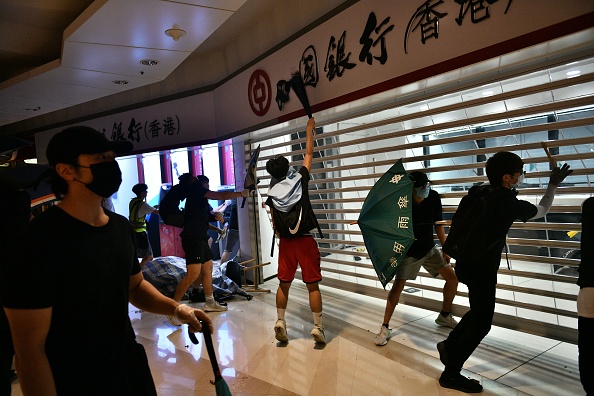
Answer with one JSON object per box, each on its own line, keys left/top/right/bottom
{"left": 409, "top": 170, "right": 430, "bottom": 187}
{"left": 46, "top": 126, "right": 133, "bottom": 168}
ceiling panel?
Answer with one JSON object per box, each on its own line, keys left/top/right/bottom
{"left": 37, "top": 66, "right": 160, "bottom": 92}
{"left": 0, "top": 0, "right": 248, "bottom": 130}
{"left": 61, "top": 42, "right": 190, "bottom": 79}
{"left": 65, "top": 0, "right": 236, "bottom": 52}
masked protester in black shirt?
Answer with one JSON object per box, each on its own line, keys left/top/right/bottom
{"left": 437, "top": 151, "right": 572, "bottom": 393}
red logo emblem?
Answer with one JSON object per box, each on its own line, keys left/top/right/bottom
{"left": 248, "top": 70, "right": 271, "bottom": 117}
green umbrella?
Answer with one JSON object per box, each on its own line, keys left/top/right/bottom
{"left": 357, "top": 159, "right": 415, "bottom": 288}
{"left": 188, "top": 322, "right": 232, "bottom": 396}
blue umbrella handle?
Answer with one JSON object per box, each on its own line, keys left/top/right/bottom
{"left": 188, "top": 322, "right": 222, "bottom": 380}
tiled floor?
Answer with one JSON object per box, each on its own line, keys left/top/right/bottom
{"left": 10, "top": 279, "right": 583, "bottom": 395}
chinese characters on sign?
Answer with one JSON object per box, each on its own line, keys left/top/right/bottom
{"left": 390, "top": 174, "right": 404, "bottom": 184}
{"left": 405, "top": 0, "right": 448, "bottom": 54}
{"left": 270, "top": 1, "right": 513, "bottom": 115}
{"left": 300, "top": 45, "right": 319, "bottom": 87}
{"left": 101, "top": 115, "right": 181, "bottom": 146}
{"left": 359, "top": 12, "right": 395, "bottom": 65}
{"left": 324, "top": 30, "right": 357, "bottom": 81}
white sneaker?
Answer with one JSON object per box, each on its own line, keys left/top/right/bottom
{"left": 435, "top": 314, "right": 458, "bottom": 328}
{"left": 204, "top": 301, "right": 228, "bottom": 312}
{"left": 374, "top": 325, "right": 392, "bottom": 346}
{"left": 274, "top": 319, "right": 288, "bottom": 342}
{"left": 310, "top": 324, "right": 326, "bottom": 344}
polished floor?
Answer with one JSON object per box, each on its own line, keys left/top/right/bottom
{"left": 11, "top": 279, "right": 583, "bottom": 395}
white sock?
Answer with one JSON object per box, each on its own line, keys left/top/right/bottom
{"left": 205, "top": 294, "right": 215, "bottom": 305}
{"left": 277, "top": 308, "right": 285, "bottom": 321}
{"left": 313, "top": 312, "right": 323, "bottom": 326}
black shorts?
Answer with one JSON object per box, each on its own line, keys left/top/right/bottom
{"left": 182, "top": 237, "right": 213, "bottom": 265}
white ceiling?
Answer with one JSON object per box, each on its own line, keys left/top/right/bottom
{"left": 0, "top": 0, "right": 246, "bottom": 129}
{"left": 0, "top": 0, "right": 351, "bottom": 137}
{"left": 1, "top": 0, "right": 592, "bottom": 143}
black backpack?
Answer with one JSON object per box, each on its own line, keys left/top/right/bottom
{"left": 159, "top": 185, "right": 187, "bottom": 228}
{"left": 270, "top": 194, "right": 324, "bottom": 256}
{"left": 443, "top": 185, "right": 495, "bottom": 262}
{"left": 271, "top": 195, "right": 323, "bottom": 239}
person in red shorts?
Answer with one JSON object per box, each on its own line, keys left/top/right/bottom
{"left": 265, "top": 117, "right": 325, "bottom": 344}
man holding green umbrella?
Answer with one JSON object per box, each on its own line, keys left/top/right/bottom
{"left": 373, "top": 170, "right": 459, "bottom": 346}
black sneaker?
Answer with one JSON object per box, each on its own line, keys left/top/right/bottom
{"left": 439, "top": 372, "right": 483, "bottom": 393}
{"left": 189, "top": 290, "right": 205, "bottom": 303}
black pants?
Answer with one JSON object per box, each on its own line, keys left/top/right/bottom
{"left": 579, "top": 316, "right": 594, "bottom": 396}
{"left": 443, "top": 265, "right": 497, "bottom": 374}
{"left": 0, "top": 309, "right": 13, "bottom": 396}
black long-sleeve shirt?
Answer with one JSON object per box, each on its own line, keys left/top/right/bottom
{"left": 578, "top": 197, "right": 594, "bottom": 288}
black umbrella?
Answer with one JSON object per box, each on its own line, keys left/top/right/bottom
{"left": 241, "top": 144, "right": 260, "bottom": 208}
{"left": 289, "top": 72, "right": 312, "bottom": 119}
{"left": 188, "top": 322, "right": 232, "bottom": 395}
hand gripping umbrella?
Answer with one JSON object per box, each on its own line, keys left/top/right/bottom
{"left": 357, "top": 159, "right": 415, "bottom": 288}
{"left": 241, "top": 144, "right": 260, "bottom": 208}
{"left": 189, "top": 322, "right": 232, "bottom": 396}
{"left": 289, "top": 72, "right": 312, "bottom": 119}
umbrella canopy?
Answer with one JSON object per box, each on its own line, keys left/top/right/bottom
{"left": 241, "top": 144, "right": 260, "bottom": 208}
{"left": 357, "top": 159, "right": 415, "bottom": 288}
{"left": 289, "top": 72, "right": 312, "bottom": 119}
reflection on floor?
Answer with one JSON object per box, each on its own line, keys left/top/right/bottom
{"left": 10, "top": 279, "right": 583, "bottom": 395}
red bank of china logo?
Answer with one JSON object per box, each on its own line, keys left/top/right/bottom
{"left": 248, "top": 69, "right": 271, "bottom": 117}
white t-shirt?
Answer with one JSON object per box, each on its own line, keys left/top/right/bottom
{"left": 138, "top": 201, "right": 156, "bottom": 217}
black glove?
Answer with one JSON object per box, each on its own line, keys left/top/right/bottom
{"left": 549, "top": 163, "right": 572, "bottom": 186}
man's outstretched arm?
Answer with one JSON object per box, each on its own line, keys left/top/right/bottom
{"left": 303, "top": 117, "right": 316, "bottom": 172}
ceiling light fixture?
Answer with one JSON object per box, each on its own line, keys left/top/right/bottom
{"left": 482, "top": 90, "right": 494, "bottom": 97}
{"left": 112, "top": 80, "right": 129, "bottom": 85}
{"left": 140, "top": 59, "right": 159, "bottom": 66}
{"left": 165, "top": 24, "right": 186, "bottom": 41}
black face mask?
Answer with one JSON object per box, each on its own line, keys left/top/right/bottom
{"left": 76, "top": 161, "right": 122, "bottom": 198}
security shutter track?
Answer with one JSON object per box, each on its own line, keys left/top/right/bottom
{"left": 245, "top": 55, "right": 594, "bottom": 344}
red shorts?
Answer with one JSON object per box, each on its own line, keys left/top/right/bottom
{"left": 278, "top": 235, "right": 321, "bottom": 284}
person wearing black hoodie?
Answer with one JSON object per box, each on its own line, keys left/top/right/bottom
{"left": 437, "top": 151, "right": 571, "bottom": 393}
{"left": 578, "top": 197, "right": 594, "bottom": 396}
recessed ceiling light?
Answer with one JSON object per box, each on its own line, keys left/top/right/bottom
{"left": 482, "top": 90, "right": 494, "bottom": 97}
{"left": 566, "top": 70, "right": 581, "bottom": 78}
{"left": 140, "top": 59, "right": 159, "bottom": 66}
{"left": 112, "top": 80, "right": 129, "bottom": 85}
{"left": 419, "top": 104, "right": 429, "bottom": 111}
